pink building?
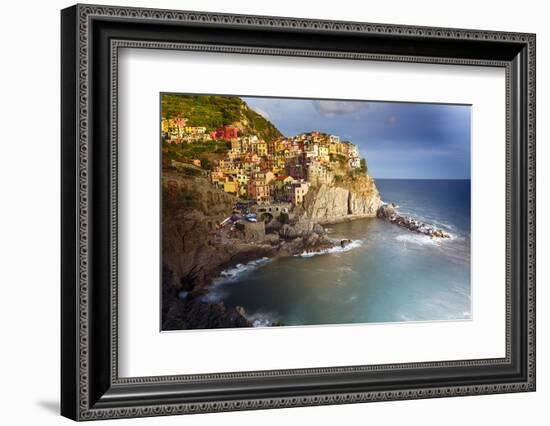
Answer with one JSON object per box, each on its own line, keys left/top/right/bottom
{"left": 247, "top": 180, "right": 271, "bottom": 203}
{"left": 210, "top": 125, "right": 239, "bottom": 140}
{"left": 289, "top": 181, "right": 310, "bottom": 205}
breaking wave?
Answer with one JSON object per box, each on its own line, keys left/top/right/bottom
{"left": 201, "top": 257, "right": 273, "bottom": 303}
{"left": 297, "top": 239, "right": 363, "bottom": 258}
{"left": 246, "top": 311, "right": 277, "bottom": 327}
{"left": 395, "top": 230, "right": 456, "bottom": 246}
{"left": 395, "top": 234, "right": 439, "bottom": 246}
{"left": 213, "top": 257, "right": 272, "bottom": 285}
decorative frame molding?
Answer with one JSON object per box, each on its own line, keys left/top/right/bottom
{"left": 61, "top": 4, "right": 536, "bottom": 421}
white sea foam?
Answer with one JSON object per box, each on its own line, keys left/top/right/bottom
{"left": 201, "top": 257, "right": 273, "bottom": 303}
{"left": 213, "top": 257, "right": 272, "bottom": 285}
{"left": 395, "top": 230, "right": 457, "bottom": 246}
{"left": 395, "top": 234, "right": 439, "bottom": 246}
{"left": 426, "top": 218, "right": 456, "bottom": 232}
{"left": 247, "top": 311, "right": 277, "bottom": 327}
{"left": 297, "top": 239, "right": 363, "bottom": 258}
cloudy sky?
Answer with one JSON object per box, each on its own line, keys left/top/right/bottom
{"left": 242, "top": 96, "right": 471, "bottom": 179}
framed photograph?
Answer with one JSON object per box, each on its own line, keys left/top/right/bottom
{"left": 61, "top": 4, "right": 536, "bottom": 421}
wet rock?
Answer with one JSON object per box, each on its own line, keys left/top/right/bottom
{"left": 340, "top": 239, "right": 352, "bottom": 248}
{"left": 303, "top": 231, "right": 320, "bottom": 247}
{"left": 313, "top": 223, "right": 326, "bottom": 235}
{"left": 377, "top": 203, "right": 450, "bottom": 239}
{"left": 279, "top": 224, "right": 299, "bottom": 240}
{"left": 163, "top": 299, "right": 252, "bottom": 330}
{"left": 285, "top": 237, "right": 305, "bottom": 254}
{"left": 235, "top": 306, "right": 247, "bottom": 317}
{"left": 376, "top": 204, "right": 396, "bottom": 219}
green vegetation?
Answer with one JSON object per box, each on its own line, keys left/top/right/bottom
{"left": 161, "top": 94, "right": 283, "bottom": 142}
{"left": 241, "top": 104, "right": 282, "bottom": 142}
{"left": 163, "top": 139, "right": 230, "bottom": 171}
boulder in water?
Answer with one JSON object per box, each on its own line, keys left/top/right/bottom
{"left": 340, "top": 239, "right": 352, "bottom": 248}
{"left": 377, "top": 204, "right": 396, "bottom": 219}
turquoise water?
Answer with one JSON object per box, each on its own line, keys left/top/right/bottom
{"left": 203, "top": 179, "right": 471, "bottom": 327}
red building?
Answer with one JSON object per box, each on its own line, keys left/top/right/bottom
{"left": 210, "top": 125, "right": 239, "bottom": 140}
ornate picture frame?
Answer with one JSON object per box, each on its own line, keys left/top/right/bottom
{"left": 61, "top": 4, "right": 535, "bottom": 421}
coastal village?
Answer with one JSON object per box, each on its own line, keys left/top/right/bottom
{"left": 161, "top": 97, "right": 452, "bottom": 330}
{"left": 162, "top": 117, "right": 364, "bottom": 211}
{"left": 161, "top": 115, "right": 450, "bottom": 238}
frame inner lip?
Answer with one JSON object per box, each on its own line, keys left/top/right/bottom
{"left": 109, "top": 39, "right": 513, "bottom": 385}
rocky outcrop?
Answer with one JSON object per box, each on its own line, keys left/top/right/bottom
{"left": 163, "top": 298, "right": 252, "bottom": 330}
{"left": 161, "top": 165, "right": 345, "bottom": 329}
{"left": 349, "top": 190, "right": 382, "bottom": 216}
{"left": 377, "top": 204, "right": 451, "bottom": 238}
{"left": 377, "top": 203, "right": 396, "bottom": 220}
{"left": 162, "top": 169, "right": 238, "bottom": 291}
{"left": 298, "top": 174, "right": 382, "bottom": 224}
{"left": 301, "top": 185, "right": 350, "bottom": 220}
{"left": 276, "top": 227, "right": 335, "bottom": 256}
{"left": 162, "top": 163, "right": 379, "bottom": 330}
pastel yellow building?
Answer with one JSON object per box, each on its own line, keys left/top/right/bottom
{"left": 223, "top": 180, "right": 239, "bottom": 195}
{"left": 256, "top": 141, "right": 268, "bottom": 156}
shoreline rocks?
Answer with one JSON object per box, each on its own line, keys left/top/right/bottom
{"left": 163, "top": 298, "right": 252, "bottom": 330}
{"left": 340, "top": 239, "right": 353, "bottom": 248}
{"left": 377, "top": 203, "right": 451, "bottom": 239}
{"left": 163, "top": 216, "right": 342, "bottom": 330}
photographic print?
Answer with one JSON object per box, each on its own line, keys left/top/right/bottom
{"left": 161, "top": 94, "right": 471, "bottom": 331}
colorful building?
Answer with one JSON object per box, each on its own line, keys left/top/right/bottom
{"left": 210, "top": 125, "right": 239, "bottom": 140}
{"left": 223, "top": 180, "right": 239, "bottom": 195}
{"left": 289, "top": 181, "right": 310, "bottom": 205}
{"left": 247, "top": 180, "right": 271, "bottom": 203}
{"left": 307, "top": 160, "right": 333, "bottom": 185}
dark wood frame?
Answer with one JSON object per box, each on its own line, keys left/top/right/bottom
{"left": 61, "top": 4, "right": 536, "bottom": 421}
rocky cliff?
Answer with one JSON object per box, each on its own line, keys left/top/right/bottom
{"left": 162, "top": 167, "right": 271, "bottom": 328}
{"left": 163, "top": 167, "right": 235, "bottom": 288}
{"left": 299, "top": 174, "right": 382, "bottom": 224}
{"left": 161, "top": 165, "right": 337, "bottom": 330}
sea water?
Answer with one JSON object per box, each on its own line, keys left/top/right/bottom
{"left": 205, "top": 179, "right": 471, "bottom": 327}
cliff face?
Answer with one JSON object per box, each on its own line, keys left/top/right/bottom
{"left": 161, "top": 165, "right": 340, "bottom": 330}
{"left": 162, "top": 167, "right": 279, "bottom": 329}
{"left": 162, "top": 168, "right": 239, "bottom": 291}
{"left": 300, "top": 174, "right": 382, "bottom": 224}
